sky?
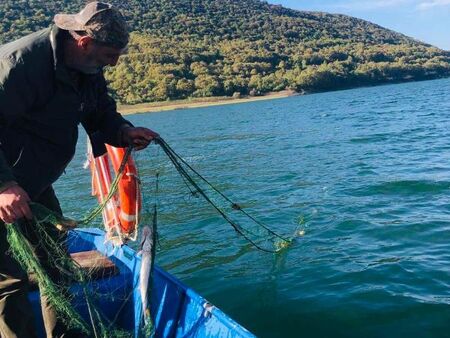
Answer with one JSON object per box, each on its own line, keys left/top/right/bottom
{"left": 267, "top": 0, "right": 450, "bottom": 50}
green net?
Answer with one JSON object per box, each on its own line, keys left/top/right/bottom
{"left": 4, "top": 139, "right": 300, "bottom": 336}
{"left": 5, "top": 211, "right": 132, "bottom": 337}
{"left": 4, "top": 146, "right": 152, "bottom": 337}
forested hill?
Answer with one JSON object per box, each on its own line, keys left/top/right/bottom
{"left": 1, "top": 0, "right": 449, "bottom": 104}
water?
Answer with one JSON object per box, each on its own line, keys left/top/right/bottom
{"left": 55, "top": 78, "right": 450, "bottom": 337}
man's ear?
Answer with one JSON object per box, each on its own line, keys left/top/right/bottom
{"left": 77, "top": 36, "right": 94, "bottom": 50}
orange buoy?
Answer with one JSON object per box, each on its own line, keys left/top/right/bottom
{"left": 88, "top": 144, "right": 141, "bottom": 242}
{"left": 106, "top": 145, "right": 142, "bottom": 235}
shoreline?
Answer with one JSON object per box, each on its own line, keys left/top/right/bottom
{"left": 117, "top": 76, "right": 450, "bottom": 115}
{"left": 117, "top": 90, "right": 298, "bottom": 115}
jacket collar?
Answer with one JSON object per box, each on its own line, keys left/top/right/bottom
{"left": 49, "top": 25, "right": 80, "bottom": 91}
{"left": 49, "top": 25, "right": 62, "bottom": 70}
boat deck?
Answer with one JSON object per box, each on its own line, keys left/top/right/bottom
{"left": 28, "top": 228, "right": 255, "bottom": 338}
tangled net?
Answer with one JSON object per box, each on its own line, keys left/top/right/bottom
{"left": 6, "top": 204, "right": 133, "bottom": 337}
{"left": 5, "top": 147, "right": 152, "bottom": 337}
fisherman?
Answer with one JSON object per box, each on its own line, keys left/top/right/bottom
{"left": 0, "top": 2, "right": 158, "bottom": 337}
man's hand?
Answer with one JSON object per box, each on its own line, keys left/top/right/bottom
{"left": 0, "top": 184, "right": 32, "bottom": 224}
{"left": 122, "top": 127, "right": 159, "bottom": 151}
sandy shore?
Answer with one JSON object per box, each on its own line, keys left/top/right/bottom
{"left": 117, "top": 90, "right": 298, "bottom": 115}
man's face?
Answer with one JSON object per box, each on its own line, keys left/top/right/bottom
{"left": 74, "top": 37, "right": 127, "bottom": 74}
{"left": 87, "top": 42, "right": 125, "bottom": 68}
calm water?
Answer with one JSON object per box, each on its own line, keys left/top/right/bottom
{"left": 55, "top": 78, "right": 450, "bottom": 338}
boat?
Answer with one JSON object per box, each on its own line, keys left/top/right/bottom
{"left": 27, "top": 227, "right": 255, "bottom": 337}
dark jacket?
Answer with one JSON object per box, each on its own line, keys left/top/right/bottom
{"left": 0, "top": 26, "right": 130, "bottom": 199}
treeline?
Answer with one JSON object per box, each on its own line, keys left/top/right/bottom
{"left": 106, "top": 34, "right": 450, "bottom": 103}
{"left": 1, "top": 0, "right": 450, "bottom": 104}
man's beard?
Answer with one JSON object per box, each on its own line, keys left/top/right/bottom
{"left": 69, "top": 63, "right": 104, "bottom": 75}
{"left": 68, "top": 53, "right": 104, "bottom": 75}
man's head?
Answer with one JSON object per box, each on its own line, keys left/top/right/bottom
{"left": 54, "top": 2, "right": 129, "bottom": 74}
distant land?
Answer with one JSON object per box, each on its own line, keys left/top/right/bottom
{"left": 1, "top": 0, "right": 449, "bottom": 106}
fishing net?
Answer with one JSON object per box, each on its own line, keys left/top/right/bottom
{"left": 6, "top": 208, "right": 136, "bottom": 337}
{"left": 5, "top": 147, "right": 155, "bottom": 337}
{"left": 151, "top": 138, "right": 294, "bottom": 253}
{"left": 5, "top": 138, "right": 296, "bottom": 336}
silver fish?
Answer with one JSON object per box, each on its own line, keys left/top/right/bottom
{"left": 139, "top": 206, "right": 157, "bottom": 330}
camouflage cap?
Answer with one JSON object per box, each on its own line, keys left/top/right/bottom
{"left": 54, "top": 2, "right": 129, "bottom": 49}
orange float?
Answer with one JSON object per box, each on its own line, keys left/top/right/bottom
{"left": 88, "top": 144, "right": 141, "bottom": 243}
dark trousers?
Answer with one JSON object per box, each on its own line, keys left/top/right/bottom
{"left": 0, "top": 186, "right": 72, "bottom": 338}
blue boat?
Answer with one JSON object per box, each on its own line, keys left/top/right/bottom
{"left": 28, "top": 228, "right": 255, "bottom": 338}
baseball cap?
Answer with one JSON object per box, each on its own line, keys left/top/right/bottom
{"left": 54, "top": 2, "right": 129, "bottom": 49}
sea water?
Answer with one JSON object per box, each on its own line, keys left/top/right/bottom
{"left": 56, "top": 78, "right": 450, "bottom": 338}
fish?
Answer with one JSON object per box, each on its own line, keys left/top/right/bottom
{"left": 139, "top": 205, "right": 157, "bottom": 332}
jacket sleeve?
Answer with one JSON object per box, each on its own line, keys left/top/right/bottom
{"left": 0, "top": 57, "right": 36, "bottom": 186}
{"left": 83, "top": 74, "right": 132, "bottom": 152}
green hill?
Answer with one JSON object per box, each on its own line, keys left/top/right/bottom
{"left": 1, "top": 0, "right": 449, "bottom": 104}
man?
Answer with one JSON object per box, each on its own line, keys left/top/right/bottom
{"left": 0, "top": 2, "right": 158, "bottom": 337}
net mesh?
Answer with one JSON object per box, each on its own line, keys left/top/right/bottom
{"left": 5, "top": 139, "right": 298, "bottom": 336}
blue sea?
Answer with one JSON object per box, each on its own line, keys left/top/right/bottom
{"left": 56, "top": 78, "right": 450, "bottom": 337}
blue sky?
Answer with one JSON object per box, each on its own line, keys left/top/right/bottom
{"left": 267, "top": 0, "right": 450, "bottom": 50}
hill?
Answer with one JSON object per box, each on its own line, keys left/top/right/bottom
{"left": 1, "top": 0, "right": 449, "bottom": 104}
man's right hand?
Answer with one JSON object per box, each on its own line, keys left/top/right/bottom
{"left": 0, "top": 184, "right": 32, "bottom": 224}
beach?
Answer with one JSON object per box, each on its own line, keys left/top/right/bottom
{"left": 117, "top": 90, "right": 297, "bottom": 115}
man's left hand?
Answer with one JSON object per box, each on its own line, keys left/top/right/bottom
{"left": 122, "top": 127, "right": 159, "bottom": 150}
